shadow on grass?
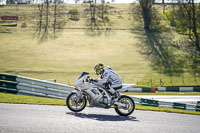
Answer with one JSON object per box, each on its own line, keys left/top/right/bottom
{"left": 66, "top": 112, "right": 138, "bottom": 122}
{"left": 133, "top": 29, "right": 185, "bottom": 77}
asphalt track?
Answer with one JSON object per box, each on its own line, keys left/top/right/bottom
{"left": 0, "top": 103, "right": 200, "bottom": 133}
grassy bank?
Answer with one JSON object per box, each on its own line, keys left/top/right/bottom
{"left": 0, "top": 93, "right": 199, "bottom": 115}
{"left": 0, "top": 4, "right": 200, "bottom": 87}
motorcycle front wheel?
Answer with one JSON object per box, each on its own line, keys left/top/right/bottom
{"left": 66, "top": 92, "right": 87, "bottom": 112}
{"left": 114, "top": 95, "right": 135, "bottom": 116}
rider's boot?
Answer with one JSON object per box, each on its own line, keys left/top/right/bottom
{"left": 108, "top": 86, "right": 119, "bottom": 102}
{"left": 113, "top": 92, "right": 119, "bottom": 102}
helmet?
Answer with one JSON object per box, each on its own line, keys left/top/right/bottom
{"left": 94, "top": 63, "right": 104, "bottom": 75}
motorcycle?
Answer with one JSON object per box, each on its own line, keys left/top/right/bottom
{"left": 66, "top": 72, "right": 135, "bottom": 116}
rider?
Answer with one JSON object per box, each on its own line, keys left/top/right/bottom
{"left": 93, "top": 63, "right": 122, "bottom": 100}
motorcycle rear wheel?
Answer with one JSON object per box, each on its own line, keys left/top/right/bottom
{"left": 66, "top": 93, "right": 87, "bottom": 112}
{"left": 114, "top": 95, "right": 135, "bottom": 116}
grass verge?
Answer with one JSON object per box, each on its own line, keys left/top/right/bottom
{"left": 0, "top": 92, "right": 66, "bottom": 106}
{"left": 0, "top": 93, "right": 199, "bottom": 115}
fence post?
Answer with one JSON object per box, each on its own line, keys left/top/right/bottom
{"left": 150, "top": 79, "right": 152, "bottom": 88}
{"left": 194, "top": 73, "right": 197, "bottom": 83}
{"left": 160, "top": 79, "right": 163, "bottom": 87}
{"left": 182, "top": 76, "right": 184, "bottom": 84}
{"left": 170, "top": 76, "right": 173, "bottom": 85}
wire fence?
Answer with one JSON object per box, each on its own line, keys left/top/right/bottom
{"left": 137, "top": 75, "right": 200, "bottom": 87}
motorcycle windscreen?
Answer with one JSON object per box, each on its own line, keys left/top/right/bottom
{"left": 77, "top": 72, "right": 89, "bottom": 80}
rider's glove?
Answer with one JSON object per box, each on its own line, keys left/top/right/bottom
{"left": 93, "top": 79, "right": 98, "bottom": 82}
{"left": 91, "top": 79, "right": 98, "bottom": 83}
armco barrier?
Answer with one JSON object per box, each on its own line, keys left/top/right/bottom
{"left": 131, "top": 97, "right": 198, "bottom": 111}
{"left": 140, "top": 98, "right": 159, "bottom": 107}
{"left": 0, "top": 87, "right": 18, "bottom": 94}
{"left": 1, "top": 73, "right": 200, "bottom": 112}
{"left": 173, "top": 103, "right": 186, "bottom": 110}
{"left": 196, "top": 105, "right": 200, "bottom": 111}
{"left": 125, "top": 87, "right": 157, "bottom": 92}
{"left": 157, "top": 86, "right": 200, "bottom": 92}
{"left": 194, "top": 87, "right": 200, "bottom": 92}
{"left": 0, "top": 73, "right": 74, "bottom": 99}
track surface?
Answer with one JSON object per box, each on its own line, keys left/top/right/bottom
{"left": 0, "top": 103, "right": 200, "bottom": 133}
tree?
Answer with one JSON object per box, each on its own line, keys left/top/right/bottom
{"left": 132, "top": 0, "right": 161, "bottom": 30}
{"left": 139, "top": 0, "right": 153, "bottom": 29}
{"left": 191, "top": 0, "right": 200, "bottom": 50}
{"left": 34, "top": 0, "right": 66, "bottom": 41}
{"left": 162, "top": 0, "right": 166, "bottom": 13}
{"left": 177, "top": 0, "right": 200, "bottom": 50}
{"left": 68, "top": 8, "right": 80, "bottom": 20}
{"left": 86, "top": 0, "right": 111, "bottom": 34}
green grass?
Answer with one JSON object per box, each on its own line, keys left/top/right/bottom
{"left": 1, "top": 92, "right": 199, "bottom": 115}
{"left": 0, "top": 28, "right": 149, "bottom": 85}
{"left": 0, "top": 4, "right": 200, "bottom": 87}
{"left": 0, "top": 92, "right": 66, "bottom": 105}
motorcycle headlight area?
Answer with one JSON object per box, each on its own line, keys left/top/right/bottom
{"left": 75, "top": 86, "right": 81, "bottom": 91}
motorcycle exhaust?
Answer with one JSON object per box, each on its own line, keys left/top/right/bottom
{"left": 114, "top": 102, "right": 127, "bottom": 108}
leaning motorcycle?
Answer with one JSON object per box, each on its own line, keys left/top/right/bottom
{"left": 66, "top": 72, "right": 135, "bottom": 116}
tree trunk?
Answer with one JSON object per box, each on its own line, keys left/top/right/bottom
{"left": 53, "top": 1, "right": 57, "bottom": 38}
{"left": 38, "top": 4, "right": 43, "bottom": 33}
{"left": 191, "top": 0, "right": 200, "bottom": 50}
{"left": 45, "top": 0, "right": 49, "bottom": 34}
{"left": 139, "top": 0, "right": 153, "bottom": 29}
{"left": 162, "top": 0, "right": 165, "bottom": 14}
{"left": 101, "top": 0, "right": 105, "bottom": 20}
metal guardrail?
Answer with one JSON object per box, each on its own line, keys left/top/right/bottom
{"left": 0, "top": 73, "right": 199, "bottom": 112}
{"left": 131, "top": 97, "right": 199, "bottom": 112}
{"left": 0, "top": 73, "right": 74, "bottom": 99}
{"left": 157, "top": 86, "right": 200, "bottom": 92}
{"left": 125, "top": 86, "right": 200, "bottom": 92}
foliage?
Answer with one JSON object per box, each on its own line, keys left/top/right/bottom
{"left": 131, "top": 3, "right": 163, "bottom": 30}
{"left": 163, "top": 3, "right": 200, "bottom": 51}
{"left": 21, "top": 22, "right": 27, "bottom": 28}
{"left": 68, "top": 8, "right": 80, "bottom": 20}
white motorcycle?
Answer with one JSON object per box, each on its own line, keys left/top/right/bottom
{"left": 66, "top": 72, "right": 135, "bottom": 116}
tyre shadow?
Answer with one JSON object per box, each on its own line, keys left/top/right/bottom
{"left": 66, "top": 112, "right": 139, "bottom": 122}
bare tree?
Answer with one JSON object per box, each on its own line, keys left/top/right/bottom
{"left": 88, "top": 0, "right": 98, "bottom": 30}
{"left": 37, "top": 4, "right": 44, "bottom": 34}
{"left": 34, "top": 0, "right": 66, "bottom": 42}
{"left": 86, "top": 0, "right": 111, "bottom": 34}
{"left": 53, "top": 0, "right": 57, "bottom": 38}
{"left": 44, "top": 0, "right": 49, "bottom": 34}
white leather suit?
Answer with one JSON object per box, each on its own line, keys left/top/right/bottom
{"left": 96, "top": 67, "right": 122, "bottom": 94}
